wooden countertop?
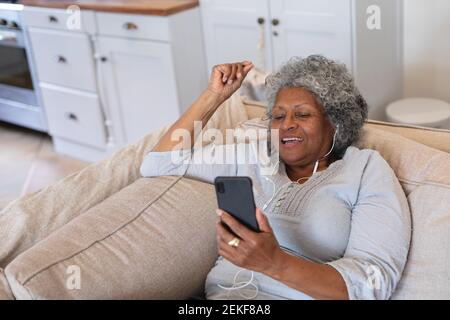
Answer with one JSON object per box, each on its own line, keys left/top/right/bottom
{"left": 20, "top": 0, "right": 199, "bottom": 16}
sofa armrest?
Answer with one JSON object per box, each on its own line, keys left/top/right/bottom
{"left": 0, "top": 124, "right": 170, "bottom": 268}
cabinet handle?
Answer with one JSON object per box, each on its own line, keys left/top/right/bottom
{"left": 271, "top": 18, "right": 280, "bottom": 26}
{"left": 48, "top": 16, "right": 58, "bottom": 23}
{"left": 123, "top": 22, "right": 138, "bottom": 30}
{"left": 65, "top": 112, "right": 78, "bottom": 121}
{"left": 257, "top": 17, "right": 265, "bottom": 25}
{"left": 57, "top": 55, "right": 67, "bottom": 63}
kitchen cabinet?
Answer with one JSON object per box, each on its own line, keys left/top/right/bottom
{"left": 24, "top": 7, "right": 104, "bottom": 160}
{"left": 95, "top": 37, "right": 180, "bottom": 145}
{"left": 269, "top": 0, "right": 353, "bottom": 70}
{"left": 40, "top": 83, "right": 106, "bottom": 150}
{"left": 200, "top": 0, "right": 273, "bottom": 70}
{"left": 201, "top": 0, "right": 352, "bottom": 71}
{"left": 28, "top": 28, "right": 97, "bottom": 92}
{"left": 23, "top": 6, "right": 207, "bottom": 162}
{"left": 95, "top": 9, "right": 207, "bottom": 146}
{"left": 21, "top": 5, "right": 97, "bottom": 33}
{"left": 200, "top": 0, "right": 404, "bottom": 120}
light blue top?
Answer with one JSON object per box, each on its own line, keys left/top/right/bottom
{"left": 140, "top": 142, "right": 411, "bottom": 300}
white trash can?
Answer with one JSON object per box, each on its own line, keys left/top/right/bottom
{"left": 386, "top": 98, "right": 450, "bottom": 129}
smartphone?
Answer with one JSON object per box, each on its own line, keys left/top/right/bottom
{"left": 214, "top": 176, "right": 260, "bottom": 233}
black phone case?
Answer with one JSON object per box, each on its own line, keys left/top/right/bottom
{"left": 214, "top": 176, "right": 260, "bottom": 233}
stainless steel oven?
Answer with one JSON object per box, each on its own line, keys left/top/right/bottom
{"left": 0, "top": 1, "right": 46, "bottom": 131}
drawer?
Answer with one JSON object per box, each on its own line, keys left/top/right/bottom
{"left": 22, "top": 6, "right": 96, "bottom": 33}
{"left": 96, "top": 12, "right": 170, "bottom": 41}
{"left": 41, "top": 84, "right": 106, "bottom": 149}
{"left": 29, "top": 28, "right": 97, "bottom": 92}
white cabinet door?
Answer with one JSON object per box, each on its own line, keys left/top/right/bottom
{"left": 97, "top": 37, "right": 180, "bottom": 145}
{"left": 29, "top": 28, "right": 97, "bottom": 92}
{"left": 269, "top": 0, "right": 353, "bottom": 70}
{"left": 200, "top": 0, "right": 272, "bottom": 71}
{"left": 41, "top": 84, "right": 106, "bottom": 149}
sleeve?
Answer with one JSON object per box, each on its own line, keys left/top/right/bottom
{"left": 326, "top": 151, "right": 412, "bottom": 300}
{"left": 139, "top": 143, "right": 240, "bottom": 184}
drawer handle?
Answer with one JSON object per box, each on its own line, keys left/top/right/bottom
{"left": 123, "top": 22, "right": 138, "bottom": 30}
{"left": 65, "top": 113, "right": 78, "bottom": 122}
{"left": 49, "top": 16, "right": 58, "bottom": 23}
{"left": 272, "top": 18, "right": 280, "bottom": 26}
{"left": 57, "top": 55, "right": 67, "bottom": 63}
{"left": 257, "top": 17, "right": 265, "bottom": 25}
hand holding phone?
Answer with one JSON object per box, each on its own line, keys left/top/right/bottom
{"left": 214, "top": 176, "right": 260, "bottom": 233}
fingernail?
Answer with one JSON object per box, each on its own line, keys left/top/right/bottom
{"left": 237, "top": 73, "right": 242, "bottom": 79}
{"left": 223, "top": 76, "right": 228, "bottom": 82}
{"left": 228, "top": 79, "right": 233, "bottom": 85}
{"left": 216, "top": 209, "right": 223, "bottom": 217}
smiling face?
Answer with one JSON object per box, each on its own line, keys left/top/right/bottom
{"left": 270, "top": 87, "right": 335, "bottom": 169}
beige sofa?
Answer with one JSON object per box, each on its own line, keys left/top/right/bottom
{"left": 0, "top": 97, "right": 449, "bottom": 300}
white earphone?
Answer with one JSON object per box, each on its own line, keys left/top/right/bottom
{"left": 217, "top": 268, "right": 259, "bottom": 299}
{"left": 312, "top": 124, "right": 339, "bottom": 174}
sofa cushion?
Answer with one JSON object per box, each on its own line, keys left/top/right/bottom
{"left": 365, "top": 120, "right": 450, "bottom": 154}
{"left": 5, "top": 177, "right": 218, "bottom": 299}
{"left": 391, "top": 185, "right": 450, "bottom": 299}
{"left": 356, "top": 127, "right": 450, "bottom": 195}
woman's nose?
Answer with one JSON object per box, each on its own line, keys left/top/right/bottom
{"left": 281, "top": 116, "right": 298, "bottom": 131}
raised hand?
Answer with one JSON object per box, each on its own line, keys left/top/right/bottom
{"left": 207, "top": 61, "right": 254, "bottom": 104}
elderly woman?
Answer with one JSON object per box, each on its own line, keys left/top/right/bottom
{"left": 140, "top": 55, "right": 411, "bottom": 300}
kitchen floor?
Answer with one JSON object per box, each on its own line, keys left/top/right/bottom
{"left": 0, "top": 121, "right": 89, "bottom": 211}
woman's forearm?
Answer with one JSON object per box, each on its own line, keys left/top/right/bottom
{"left": 152, "top": 61, "right": 253, "bottom": 153}
{"left": 268, "top": 250, "right": 349, "bottom": 300}
{"left": 152, "top": 61, "right": 253, "bottom": 152}
{"left": 152, "top": 90, "right": 222, "bottom": 152}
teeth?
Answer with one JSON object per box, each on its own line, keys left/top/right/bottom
{"left": 282, "top": 137, "right": 303, "bottom": 142}
{"left": 282, "top": 137, "right": 304, "bottom": 144}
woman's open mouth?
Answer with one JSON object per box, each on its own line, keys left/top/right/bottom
{"left": 280, "top": 136, "right": 304, "bottom": 147}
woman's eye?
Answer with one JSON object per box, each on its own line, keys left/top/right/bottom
{"left": 272, "top": 115, "right": 285, "bottom": 120}
{"left": 296, "top": 113, "right": 311, "bottom": 118}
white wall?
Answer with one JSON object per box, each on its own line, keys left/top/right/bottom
{"left": 404, "top": 0, "right": 450, "bottom": 103}
{"left": 354, "top": 0, "right": 403, "bottom": 121}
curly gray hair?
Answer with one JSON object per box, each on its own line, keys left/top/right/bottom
{"left": 265, "top": 55, "right": 368, "bottom": 156}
